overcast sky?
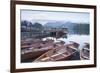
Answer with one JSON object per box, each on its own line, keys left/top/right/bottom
{"left": 21, "top": 10, "right": 90, "bottom": 24}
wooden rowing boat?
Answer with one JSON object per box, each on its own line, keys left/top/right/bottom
{"left": 80, "top": 43, "right": 90, "bottom": 60}
{"left": 34, "top": 42, "right": 79, "bottom": 62}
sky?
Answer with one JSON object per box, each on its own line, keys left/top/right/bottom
{"left": 21, "top": 10, "right": 90, "bottom": 25}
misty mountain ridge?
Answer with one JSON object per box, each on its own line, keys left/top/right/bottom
{"left": 21, "top": 20, "right": 89, "bottom": 34}
{"left": 43, "top": 21, "right": 89, "bottom": 34}
{"left": 44, "top": 21, "right": 77, "bottom": 29}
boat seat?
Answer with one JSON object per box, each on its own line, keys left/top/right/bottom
{"left": 83, "top": 48, "right": 89, "bottom": 51}
{"left": 68, "top": 45, "right": 77, "bottom": 50}
{"left": 62, "top": 53, "right": 67, "bottom": 57}
{"left": 41, "top": 57, "right": 50, "bottom": 61}
{"left": 51, "top": 53, "right": 60, "bottom": 57}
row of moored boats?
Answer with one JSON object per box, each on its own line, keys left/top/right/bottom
{"left": 21, "top": 38, "right": 90, "bottom": 62}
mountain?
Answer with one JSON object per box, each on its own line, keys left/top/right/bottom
{"left": 44, "top": 21, "right": 75, "bottom": 28}
{"left": 61, "top": 22, "right": 76, "bottom": 34}
{"left": 44, "top": 21, "right": 76, "bottom": 34}
{"left": 44, "top": 21, "right": 65, "bottom": 28}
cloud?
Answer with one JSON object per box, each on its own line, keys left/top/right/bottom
{"left": 21, "top": 10, "right": 90, "bottom": 23}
